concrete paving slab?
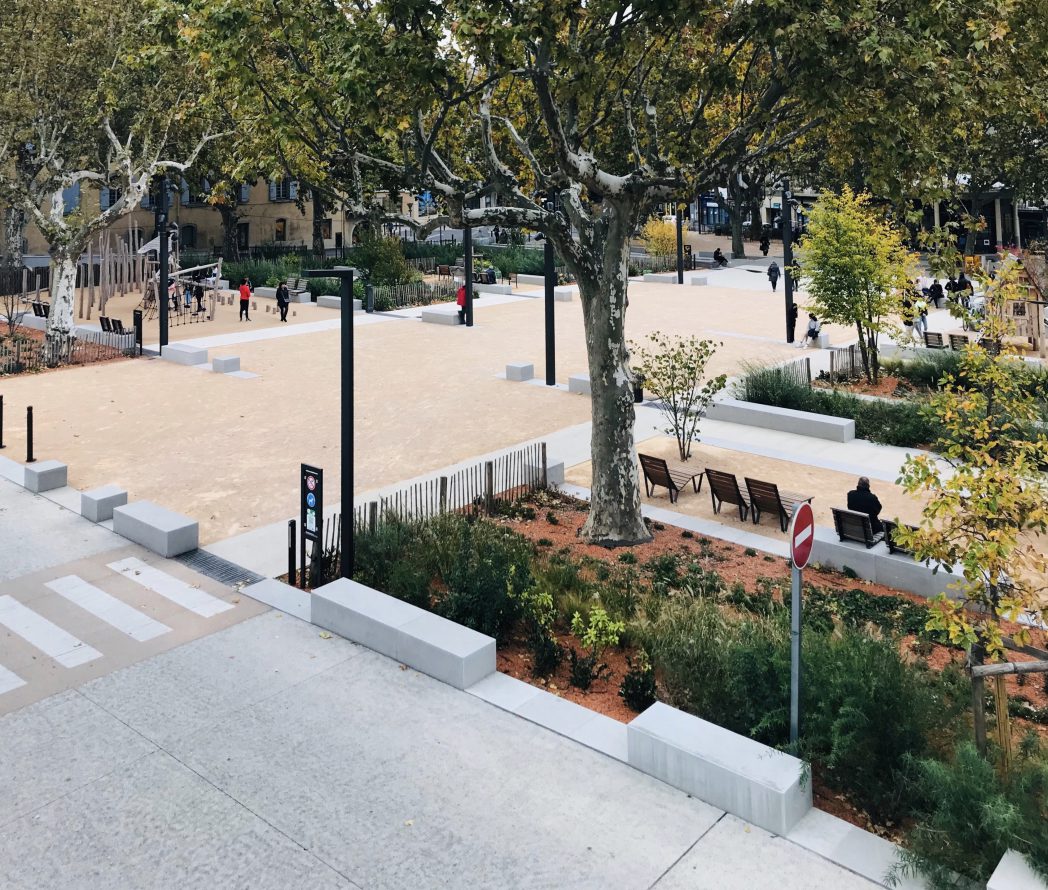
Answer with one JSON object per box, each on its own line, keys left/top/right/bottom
{"left": 657, "top": 814, "right": 881, "bottom": 889}
{"left": 570, "top": 712, "right": 629, "bottom": 762}
{"left": 466, "top": 671, "right": 542, "bottom": 711}
{"left": 514, "top": 688, "right": 600, "bottom": 736}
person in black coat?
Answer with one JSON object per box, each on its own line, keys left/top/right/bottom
{"left": 276, "top": 282, "right": 290, "bottom": 322}
{"left": 847, "top": 476, "right": 883, "bottom": 533}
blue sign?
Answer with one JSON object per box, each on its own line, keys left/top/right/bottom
{"left": 306, "top": 492, "right": 316, "bottom": 509}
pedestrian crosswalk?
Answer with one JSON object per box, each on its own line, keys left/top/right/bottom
{"left": 0, "top": 557, "right": 243, "bottom": 704}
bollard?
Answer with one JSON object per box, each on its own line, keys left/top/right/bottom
{"left": 0, "top": 394, "right": 4, "bottom": 449}
{"left": 288, "top": 519, "right": 297, "bottom": 588}
{"left": 26, "top": 405, "right": 34, "bottom": 463}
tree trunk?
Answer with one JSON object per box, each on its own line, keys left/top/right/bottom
{"left": 749, "top": 199, "right": 763, "bottom": 241}
{"left": 855, "top": 320, "right": 873, "bottom": 383}
{"left": 312, "top": 188, "right": 327, "bottom": 256}
{"left": 218, "top": 204, "right": 240, "bottom": 260}
{"left": 46, "top": 250, "right": 79, "bottom": 363}
{"left": 730, "top": 210, "right": 746, "bottom": 260}
{"left": 573, "top": 212, "right": 651, "bottom": 547}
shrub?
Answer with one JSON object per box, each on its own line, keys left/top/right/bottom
{"left": 618, "top": 551, "right": 637, "bottom": 565}
{"left": 353, "top": 516, "right": 428, "bottom": 605}
{"left": 895, "top": 742, "right": 1048, "bottom": 888}
{"left": 433, "top": 518, "right": 534, "bottom": 640}
{"left": 640, "top": 217, "right": 677, "bottom": 256}
{"left": 619, "top": 653, "right": 658, "bottom": 712}
{"left": 568, "top": 648, "right": 608, "bottom": 690}
{"left": 354, "top": 232, "right": 414, "bottom": 284}
{"left": 568, "top": 607, "right": 624, "bottom": 689}
{"left": 529, "top": 630, "right": 563, "bottom": 677}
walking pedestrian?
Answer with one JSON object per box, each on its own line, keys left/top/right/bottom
{"left": 276, "top": 281, "right": 290, "bottom": 322}
{"left": 759, "top": 231, "right": 770, "bottom": 256}
{"left": 238, "top": 278, "right": 252, "bottom": 321}
{"left": 768, "top": 261, "right": 780, "bottom": 292}
{"left": 914, "top": 297, "right": 929, "bottom": 338}
{"left": 194, "top": 281, "right": 205, "bottom": 314}
{"left": 928, "top": 280, "right": 944, "bottom": 309}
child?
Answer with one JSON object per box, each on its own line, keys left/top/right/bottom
{"left": 456, "top": 283, "right": 467, "bottom": 325}
{"left": 801, "top": 313, "right": 821, "bottom": 347}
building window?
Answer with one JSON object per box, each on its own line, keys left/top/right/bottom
{"left": 269, "top": 178, "right": 298, "bottom": 202}
{"left": 180, "top": 224, "right": 197, "bottom": 249}
{"left": 321, "top": 218, "right": 332, "bottom": 240}
{"left": 274, "top": 218, "right": 287, "bottom": 242}
{"left": 100, "top": 187, "right": 122, "bottom": 211}
{"left": 62, "top": 182, "right": 81, "bottom": 215}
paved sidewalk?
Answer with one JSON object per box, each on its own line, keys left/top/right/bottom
{"left": 0, "top": 610, "right": 885, "bottom": 889}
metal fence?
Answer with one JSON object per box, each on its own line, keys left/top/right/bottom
{"left": 0, "top": 327, "right": 135, "bottom": 376}
{"left": 631, "top": 254, "right": 695, "bottom": 274}
{"left": 372, "top": 279, "right": 457, "bottom": 309}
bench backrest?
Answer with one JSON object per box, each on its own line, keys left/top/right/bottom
{"left": 706, "top": 468, "right": 744, "bottom": 504}
{"left": 949, "top": 334, "right": 969, "bottom": 351}
{"left": 437, "top": 264, "right": 450, "bottom": 277}
{"left": 923, "top": 331, "right": 945, "bottom": 348}
{"left": 112, "top": 319, "right": 126, "bottom": 335}
{"left": 882, "top": 520, "right": 916, "bottom": 557}
{"left": 99, "top": 316, "right": 113, "bottom": 332}
{"left": 832, "top": 507, "right": 876, "bottom": 546}
{"left": 744, "top": 478, "right": 783, "bottom": 514}
{"left": 639, "top": 454, "right": 676, "bottom": 491}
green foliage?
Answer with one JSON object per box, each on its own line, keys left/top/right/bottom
{"left": 640, "top": 217, "right": 677, "bottom": 256}
{"left": 617, "top": 551, "right": 637, "bottom": 565}
{"left": 353, "top": 232, "right": 414, "bottom": 285}
{"left": 571, "top": 607, "right": 625, "bottom": 660}
{"left": 568, "top": 647, "right": 609, "bottom": 691}
{"left": 630, "top": 333, "right": 726, "bottom": 460}
{"left": 894, "top": 742, "right": 1048, "bottom": 888}
{"left": 795, "top": 187, "right": 916, "bottom": 383}
{"left": 619, "top": 652, "right": 658, "bottom": 712}
{"left": 352, "top": 516, "right": 430, "bottom": 607}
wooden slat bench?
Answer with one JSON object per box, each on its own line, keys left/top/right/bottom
{"left": 882, "top": 520, "right": 918, "bottom": 557}
{"left": 831, "top": 507, "right": 884, "bottom": 548}
{"left": 949, "top": 333, "right": 970, "bottom": 351}
{"left": 99, "top": 316, "right": 113, "bottom": 332}
{"left": 705, "top": 468, "right": 750, "bottom": 521}
{"left": 923, "top": 331, "right": 945, "bottom": 349}
{"left": 638, "top": 454, "right": 704, "bottom": 504}
{"left": 744, "top": 478, "right": 813, "bottom": 532}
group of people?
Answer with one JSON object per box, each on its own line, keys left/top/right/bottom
{"left": 237, "top": 278, "right": 291, "bottom": 322}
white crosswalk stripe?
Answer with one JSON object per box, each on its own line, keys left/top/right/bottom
{"left": 45, "top": 575, "right": 172, "bottom": 642}
{"left": 0, "top": 595, "right": 102, "bottom": 668}
{"left": 0, "top": 664, "right": 26, "bottom": 696}
{"left": 107, "top": 557, "right": 234, "bottom": 618}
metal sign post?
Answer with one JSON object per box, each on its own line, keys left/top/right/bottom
{"left": 782, "top": 179, "right": 796, "bottom": 343}
{"left": 788, "top": 501, "right": 815, "bottom": 744}
{"left": 300, "top": 464, "right": 323, "bottom": 588}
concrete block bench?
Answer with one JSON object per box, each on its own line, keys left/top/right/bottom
{"left": 989, "top": 851, "right": 1048, "bottom": 890}
{"left": 254, "top": 286, "right": 277, "bottom": 300}
{"left": 161, "top": 343, "right": 208, "bottom": 366}
{"left": 506, "top": 362, "right": 534, "bottom": 382}
{"left": 706, "top": 397, "right": 855, "bottom": 442}
{"left": 317, "top": 294, "right": 361, "bottom": 310}
{"left": 553, "top": 286, "right": 576, "bottom": 302}
{"left": 473, "top": 282, "right": 512, "bottom": 295}
{"left": 628, "top": 702, "right": 811, "bottom": 835}
{"left": 688, "top": 275, "right": 709, "bottom": 286}
{"left": 817, "top": 331, "right": 831, "bottom": 349}
{"left": 112, "top": 501, "right": 199, "bottom": 557}
{"left": 24, "top": 460, "right": 67, "bottom": 493}
{"left": 80, "top": 484, "right": 127, "bottom": 522}
{"left": 642, "top": 272, "right": 678, "bottom": 283}
{"left": 212, "top": 355, "right": 240, "bottom": 373}
{"left": 420, "top": 308, "right": 460, "bottom": 326}
{"left": 568, "top": 373, "right": 591, "bottom": 396}
{"left": 312, "top": 578, "right": 495, "bottom": 689}
{"left": 515, "top": 273, "right": 546, "bottom": 287}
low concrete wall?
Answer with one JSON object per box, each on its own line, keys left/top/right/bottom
{"left": 317, "top": 295, "right": 363, "bottom": 310}
{"left": 516, "top": 273, "right": 546, "bottom": 287}
{"left": 420, "top": 308, "right": 460, "bottom": 326}
{"left": 568, "top": 373, "right": 591, "bottom": 396}
{"left": 642, "top": 272, "right": 678, "bottom": 283}
{"left": 112, "top": 501, "right": 198, "bottom": 558}
{"left": 706, "top": 397, "right": 855, "bottom": 443}
{"left": 161, "top": 344, "right": 208, "bottom": 367}
{"left": 312, "top": 578, "right": 496, "bottom": 689}
{"left": 810, "top": 527, "right": 961, "bottom": 599}
{"left": 628, "top": 702, "right": 811, "bottom": 836}
{"left": 989, "top": 851, "right": 1048, "bottom": 890}
{"left": 473, "top": 282, "right": 512, "bottom": 295}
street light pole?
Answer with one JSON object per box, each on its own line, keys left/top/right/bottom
{"left": 676, "top": 203, "right": 685, "bottom": 284}
{"left": 544, "top": 190, "right": 557, "bottom": 385}
{"left": 782, "top": 178, "right": 796, "bottom": 343}
{"left": 463, "top": 222, "right": 474, "bottom": 327}
{"left": 155, "top": 175, "right": 169, "bottom": 352}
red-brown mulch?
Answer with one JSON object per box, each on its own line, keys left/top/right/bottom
{"left": 1, "top": 326, "right": 131, "bottom": 377}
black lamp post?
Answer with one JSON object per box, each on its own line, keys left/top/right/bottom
{"left": 782, "top": 178, "right": 797, "bottom": 343}
{"left": 676, "top": 202, "right": 685, "bottom": 284}
{"left": 543, "top": 190, "right": 557, "bottom": 385}
{"left": 304, "top": 266, "right": 355, "bottom": 578}
{"left": 153, "top": 174, "right": 169, "bottom": 352}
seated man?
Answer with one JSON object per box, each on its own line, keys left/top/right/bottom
{"left": 847, "top": 476, "right": 883, "bottom": 534}
{"left": 712, "top": 248, "right": 728, "bottom": 267}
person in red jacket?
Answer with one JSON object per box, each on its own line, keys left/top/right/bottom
{"left": 238, "top": 278, "right": 252, "bottom": 321}
{"left": 456, "top": 283, "right": 467, "bottom": 325}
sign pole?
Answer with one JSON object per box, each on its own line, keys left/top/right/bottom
{"left": 676, "top": 204, "right": 685, "bottom": 284}
{"left": 782, "top": 178, "right": 796, "bottom": 344}
{"left": 790, "top": 562, "right": 802, "bottom": 744}
{"left": 787, "top": 500, "right": 815, "bottom": 745}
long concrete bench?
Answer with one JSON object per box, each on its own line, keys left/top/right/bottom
{"left": 568, "top": 373, "right": 590, "bottom": 395}
{"left": 317, "top": 295, "right": 363, "bottom": 311}
{"left": 420, "top": 308, "right": 460, "bottom": 326}
{"left": 160, "top": 343, "right": 208, "bottom": 366}
{"left": 516, "top": 273, "right": 546, "bottom": 286}
{"left": 80, "top": 484, "right": 127, "bottom": 522}
{"left": 312, "top": 578, "right": 495, "bottom": 689}
{"left": 112, "top": 501, "right": 199, "bottom": 557}
{"left": 473, "top": 282, "right": 512, "bottom": 295}
{"left": 24, "top": 460, "right": 67, "bottom": 493}
{"left": 810, "top": 527, "right": 960, "bottom": 599}
{"left": 706, "top": 397, "right": 855, "bottom": 442}
{"left": 989, "top": 851, "right": 1048, "bottom": 890}
{"left": 628, "top": 702, "right": 811, "bottom": 836}
{"left": 642, "top": 272, "right": 678, "bottom": 283}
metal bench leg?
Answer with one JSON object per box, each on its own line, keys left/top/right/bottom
{"left": 710, "top": 491, "right": 721, "bottom": 514}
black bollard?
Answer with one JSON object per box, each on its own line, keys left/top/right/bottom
{"left": 288, "top": 519, "right": 297, "bottom": 587}
{"left": 26, "top": 405, "right": 34, "bottom": 463}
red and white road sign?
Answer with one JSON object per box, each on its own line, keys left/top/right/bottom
{"left": 789, "top": 501, "right": 815, "bottom": 570}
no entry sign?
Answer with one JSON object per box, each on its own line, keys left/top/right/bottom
{"left": 789, "top": 501, "right": 815, "bottom": 570}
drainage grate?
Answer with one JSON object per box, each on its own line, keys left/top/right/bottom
{"left": 174, "top": 550, "right": 266, "bottom": 588}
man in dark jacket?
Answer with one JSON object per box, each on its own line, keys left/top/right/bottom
{"left": 768, "top": 261, "right": 781, "bottom": 292}
{"left": 847, "top": 476, "right": 883, "bottom": 533}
